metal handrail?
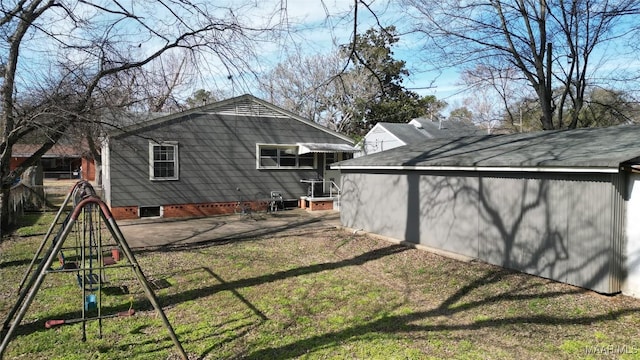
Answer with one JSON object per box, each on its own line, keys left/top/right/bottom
{"left": 329, "top": 181, "right": 341, "bottom": 197}
{"left": 300, "top": 179, "right": 341, "bottom": 198}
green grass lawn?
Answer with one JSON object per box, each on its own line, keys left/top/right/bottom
{"left": 2, "top": 212, "right": 640, "bottom": 359}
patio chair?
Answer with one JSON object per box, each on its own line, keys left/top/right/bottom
{"left": 269, "top": 191, "right": 284, "bottom": 212}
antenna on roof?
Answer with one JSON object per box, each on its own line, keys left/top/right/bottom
{"left": 228, "top": 75, "right": 234, "bottom": 98}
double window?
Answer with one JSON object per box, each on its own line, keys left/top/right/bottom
{"left": 149, "top": 141, "right": 179, "bottom": 180}
{"left": 257, "top": 144, "right": 315, "bottom": 169}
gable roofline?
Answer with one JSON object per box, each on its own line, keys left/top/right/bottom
{"left": 369, "top": 122, "right": 408, "bottom": 145}
{"left": 378, "top": 122, "right": 417, "bottom": 145}
{"left": 109, "top": 94, "right": 354, "bottom": 144}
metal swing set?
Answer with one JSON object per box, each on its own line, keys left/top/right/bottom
{"left": 0, "top": 180, "right": 188, "bottom": 359}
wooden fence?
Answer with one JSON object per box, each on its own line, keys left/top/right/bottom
{"left": 7, "top": 184, "right": 47, "bottom": 227}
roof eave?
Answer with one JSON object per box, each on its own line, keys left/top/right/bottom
{"left": 331, "top": 164, "right": 621, "bottom": 174}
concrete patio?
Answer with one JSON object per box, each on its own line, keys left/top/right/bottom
{"left": 115, "top": 209, "right": 341, "bottom": 250}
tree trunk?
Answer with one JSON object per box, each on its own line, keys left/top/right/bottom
{"left": 567, "top": 92, "right": 584, "bottom": 129}
{"left": 537, "top": 85, "right": 556, "bottom": 130}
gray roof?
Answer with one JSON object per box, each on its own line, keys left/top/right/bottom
{"left": 334, "top": 125, "right": 640, "bottom": 171}
{"left": 411, "top": 118, "right": 486, "bottom": 138}
{"left": 376, "top": 119, "right": 483, "bottom": 145}
{"left": 378, "top": 122, "right": 431, "bottom": 144}
{"left": 110, "top": 94, "right": 353, "bottom": 144}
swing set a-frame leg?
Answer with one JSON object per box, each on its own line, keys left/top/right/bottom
{"left": 2, "top": 181, "right": 83, "bottom": 333}
{"left": 0, "top": 196, "right": 188, "bottom": 360}
{"left": 16, "top": 180, "right": 93, "bottom": 294}
{"left": 99, "top": 201, "right": 188, "bottom": 360}
{"left": 0, "top": 202, "right": 77, "bottom": 359}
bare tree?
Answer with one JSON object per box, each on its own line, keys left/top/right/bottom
{"left": 459, "top": 64, "right": 525, "bottom": 133}
{"left": 578, "top": 87, "right": 640, "bottom": 127}
{"left": 261, "top": 25, "right": 444, "bottom": 137}
{"left": 0, "top": 0, "right": 287, "bottom": 236}
{"left": 401, "top": 0, "right": 640, "bottom": 130}
{"left": 61, "top": 51, "right": 197, "bottom": 188}
{"left": 90, "top": 51, "right": 194, "bottom": 114}
{"left": 261, "top": 49, "right": 343, "bottom": 128}
{"left": 132, "top": 51, "right": 196, "bottom": 113}
{"left": 501, "top": 97, "right": 545, "bottom": 133}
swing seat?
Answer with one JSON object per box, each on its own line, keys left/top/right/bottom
{"left": 77, "top": 273, "right": 100, "bottom": 291}
{"left": 62, "top": 262, "right": 78, "bottom": 270}
{"left": 85, "top": 294, "right": 97, "bottom": 311}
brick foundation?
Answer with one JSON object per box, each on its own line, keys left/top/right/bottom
{"left": 298, "top": 197, "right": 334, "bottom": 211}
{"left": 111, "top": 201, "right": 271, "bottom": 220}
{"left": 309, "top": 200, "right": 333, "bottom": 211}
{"left": 110, "top": 206, "right": 139, "bottom": 220}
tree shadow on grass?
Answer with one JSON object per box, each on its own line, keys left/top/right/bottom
{"left": 5, "top": 244, "right": 409, "bottom": 339}
{"left": 242, "top": 268, "right": 640, "bottom": 359}
{"left": 7, "top": 235, "right": 640, "bottom": 359}
{"left": 0, "top": 257, "right": 33, "bottom": 270}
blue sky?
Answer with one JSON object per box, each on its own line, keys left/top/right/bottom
{"left": 200, "top": 0, "right": 466, "bottom": 109}
{"left": 128, "top": 1, "right": 640, "bottom": 125}
{"left": 271, "top": 0, "right": 640, "bottom": 115}
{"left": 277, "top": 0, "right": 465, "bottom": 104}
{"left": 9, "top": 0, "right": 465, "bottom": 112}
{"left": 11, "top": 0, "right": 639, "bottom": 117}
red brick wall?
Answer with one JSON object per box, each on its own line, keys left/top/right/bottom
{"left": 300, "top": 198, "right": 334, "bottom": 211}
{"left": 163, "top": 201, "right": 269, "bottom": 217}
{"left": 10, "top": 157, "right": 24, "bottom": 170}
{"left": 110, "top": 206, "right": 139, "bottom": 220}
{"left": 111, "top": 201, "right": 271, "bottom": 220}
{"left": 10, "top": 156, "right": 96, "bottom": 181}
{"left": 309, "top": 200, "right": 333, "bottom": 211}
{"left": 81, "top": 158, "right": 96, "bottom": 181}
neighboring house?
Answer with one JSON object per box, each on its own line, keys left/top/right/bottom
{"left": 334, "top": 124, "right": 640, "bottom": 298}
{"left": 357, "top": 118, "right": 483, "bottom": 157}
{"left": 11, "top": 144, "right": 95, "bottom": 181}
{"left": 102, "top": 94, "right": 356, "bottom": 220}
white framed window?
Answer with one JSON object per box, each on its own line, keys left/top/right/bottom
{"left": 149, "top": 141, "right": 179, "bottom": 180}
{"left": 256, "top": 144, "right": 315, "bottom": 169}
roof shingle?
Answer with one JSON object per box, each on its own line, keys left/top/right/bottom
{"left": 335, "top": 125, "right": 640, "bottom": 170}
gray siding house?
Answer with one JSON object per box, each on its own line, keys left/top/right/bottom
{"left": 102, "top": 94, "right": 355, "bottom": 219}
{"left": 334, "top": 125, "right": 640, "bottom": 298}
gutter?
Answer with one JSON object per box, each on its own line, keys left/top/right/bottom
{"left": 332, "top": 164, "right": 620, "bottom": 174}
